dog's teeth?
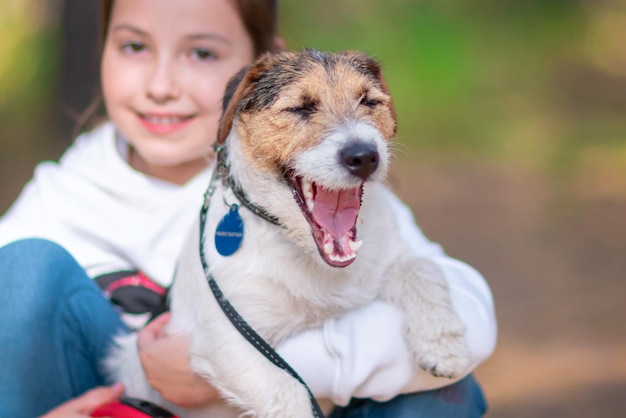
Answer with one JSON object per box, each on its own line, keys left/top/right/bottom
{"left": 304, "top": 181, "right": 313, "bottom": 199}
{"left": 349, "top": 240, "right": 363, "bottom": 252}
{"left": 304, "top": 181, "right": 314, "bottom": 211}
{"left": 329, "top": 253, "right": 357, "bottom": 263}
{"left": 324, "top": 243, "right": 334, "bottom": 255}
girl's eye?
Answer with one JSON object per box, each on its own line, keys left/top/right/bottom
{"left": 193, "top": 48, "right": 215, "bottom": 61}
{"left": 121, "top": 42, "right": 146, "bottom": 54}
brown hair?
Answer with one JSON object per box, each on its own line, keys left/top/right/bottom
{"left": 78, "top": 0, "right": 281, "bottom": 134}
{"left": 100, "top": 0, "right": 280, "bottom": 56}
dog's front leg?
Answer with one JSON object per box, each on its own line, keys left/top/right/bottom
{"left": 380, "top": 256, "right": 470, "bottom": 379}
{"left": 189, "top": 320, "right": 319, "bottom": 418}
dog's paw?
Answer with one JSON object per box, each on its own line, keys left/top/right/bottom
{"left": 415, "top": 327, "right": 471, "bottom": 379}
{"left": 419, "top": 349, "right": 470, "bottom": 379}
{"left": 406, "top": 310, "right": 471, "bottom": 379}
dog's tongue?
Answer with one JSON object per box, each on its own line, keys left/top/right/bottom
{"left": 312, "top": 185, "right": 361, "bottom": 240}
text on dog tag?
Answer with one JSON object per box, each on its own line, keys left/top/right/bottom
{"left": 215, "top": 204, "right": 244, "bottom": 256}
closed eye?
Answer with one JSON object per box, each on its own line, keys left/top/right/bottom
{"left": 360, "top": 96, "right": 382, "bottom": 108}
{"left": 284, "top": 101, "right": 318, "bottom": 119}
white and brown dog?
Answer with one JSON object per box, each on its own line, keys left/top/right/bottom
{"left": 105, "top": 49, "right": 469, "bottom": 418}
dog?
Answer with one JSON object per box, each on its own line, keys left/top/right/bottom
{"left": 105, "top": 49, "right": 470, "bottom": 418}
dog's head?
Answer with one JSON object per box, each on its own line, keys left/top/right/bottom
{"left": 218, "top": 49, "right": 397, "bottom": 267}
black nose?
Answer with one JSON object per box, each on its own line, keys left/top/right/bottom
{"left": 340, "top": 142, "right": 379, "bottom": 181}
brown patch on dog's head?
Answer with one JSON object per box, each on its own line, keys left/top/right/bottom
{"left": 217, "top": 49, "right": 396, "bottom": 173}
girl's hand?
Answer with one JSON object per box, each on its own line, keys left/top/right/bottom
{"left": 40, "top": 383, "right": 124, "bottom": 417}
{"left": 137, "top": 312, "right": 219, "bottom": 407}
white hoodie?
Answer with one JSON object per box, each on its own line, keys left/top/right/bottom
{"left": 0, "top": 122, "right": 496, "bottom": 406}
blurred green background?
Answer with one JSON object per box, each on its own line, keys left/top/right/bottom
{"left": 3, "top": 0, "right": 626, "bottom": 179}
{"left": 1, "top": 1, "right": 625, "bottom": 416}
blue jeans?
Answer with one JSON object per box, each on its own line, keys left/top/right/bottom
{"left": 0, "top": 239, "right": 487, "bottom": 417}
{"left": 0, "top": 239, "right": 127, "bottom": 417}
{"left": 329, "top": 375, "right": 487, "bottom": 417}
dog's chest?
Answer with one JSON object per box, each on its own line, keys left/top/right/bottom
{"left": 207, "top": 248, "right": 355, "bottom": 344}
{"left": 203, "top": 183, "right": 401, "bottom": 344}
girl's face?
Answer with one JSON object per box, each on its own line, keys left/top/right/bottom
{"left": 101, "top": 0, "right": 255, "bottom": 184}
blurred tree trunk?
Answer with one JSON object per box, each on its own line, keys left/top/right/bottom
{"left": 57, "top": 0, "right": 101, "bottom": 142}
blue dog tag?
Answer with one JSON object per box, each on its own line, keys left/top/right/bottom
{"left": 215, "top": 204, "right": 244, "bottom": 256}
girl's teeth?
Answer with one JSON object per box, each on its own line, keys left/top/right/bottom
{"left": 145, "top": 115, "right": 185, "bottom": 125}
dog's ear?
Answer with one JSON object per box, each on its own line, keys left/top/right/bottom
{"left": 343, "top": 51, "right": 398, "bottom": 136}
{"left": 217, "top": 55, "right": 275, "bottom": 144}
{"left": 217, "top": 66, "right": 252, "bottom": 144}
{"left": 221, "top": 65, "right": 251, "bottom": 117}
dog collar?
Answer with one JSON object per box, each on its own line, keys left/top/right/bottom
{"left": 229, "top": 181, "right": 281, "bottom": 226}
{"left": 211, "top": 143, "right": 282, "bottom": 227}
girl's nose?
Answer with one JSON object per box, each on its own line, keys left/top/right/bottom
{"left": 146, "top": 59, "right": 181, "bottom": 103}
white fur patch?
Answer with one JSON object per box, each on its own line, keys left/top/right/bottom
{"left": 293, "top": 121, "right": 390, "bottom": 189}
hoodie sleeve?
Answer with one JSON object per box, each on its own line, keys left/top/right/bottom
{"left": 276, "top": 195, "right": 497, "bottom": 406}
{"left": 0, "top": 128, "right": 93, "bottom": 248}
{"left": 0, "top": 169, "right": 50, "bottom": 248}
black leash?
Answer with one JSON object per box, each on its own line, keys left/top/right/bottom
{"left": 198, "top": 148, "right": 325, "bottom": 418}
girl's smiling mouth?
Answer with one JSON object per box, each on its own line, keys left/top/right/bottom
{"left": 137, "top": 112, "right": 195, "bottom": 134}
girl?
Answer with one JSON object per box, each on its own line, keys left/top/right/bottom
{"left": 0, "top": 0, "right": 496, "bottom": 417}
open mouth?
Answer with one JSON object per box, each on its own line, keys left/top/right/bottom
{"left": 288, "top": 172, "right": 363, "bottom": 268}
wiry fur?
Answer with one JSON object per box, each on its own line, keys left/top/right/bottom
{"left": 105, "top": 49, "right": 469, "bottom": 418}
